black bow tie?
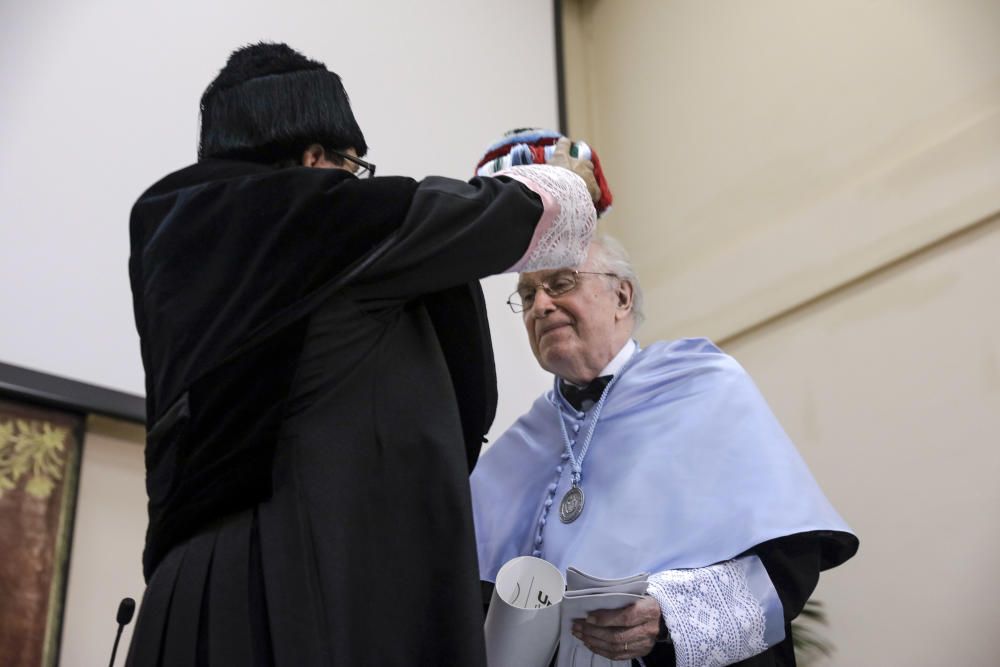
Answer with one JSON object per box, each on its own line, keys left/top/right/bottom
{"left": 560, "top": 375, "right": 613, "bottom": 411}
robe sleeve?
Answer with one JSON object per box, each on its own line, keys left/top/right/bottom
{"left": 645, "top": 556, "right": 782, "bottom": 667}
{"left": 348, "top": 165, "right": 596, "bottom": 300}
{"left": 641, "top": 533, "right": 823, "bottom": 667}
{"left": 494, "top": 165, "right": 597, "bottom": 273}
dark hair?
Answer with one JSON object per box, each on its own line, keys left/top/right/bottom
{"left": 198, "top": 42, "right": 367, "bottom": 164}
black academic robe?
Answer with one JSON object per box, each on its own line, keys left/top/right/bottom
{"left": 126, "top": 159, "right": 545, "bottom": 666}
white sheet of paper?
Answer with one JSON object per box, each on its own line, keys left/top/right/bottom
{"left": 556, "top": 591, "right": 646, "bottom": 667}
{"left": 565, "top": 567, "right": 649, "bottom": 593}
{"left": 484, "top": 556, "right": 565, "bottom": 667}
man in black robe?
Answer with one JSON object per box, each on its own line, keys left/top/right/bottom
{"left": 126, "top": 42, "right": 598, "bottom": 666}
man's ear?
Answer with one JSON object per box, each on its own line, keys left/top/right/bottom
{"left": 615, "top": 280, "right": 634, "bottom": 319}
{"left": 300, "top": 143, "right": 326, "bottom": 167}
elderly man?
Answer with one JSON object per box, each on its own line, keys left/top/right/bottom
{"left": 471, "top": 235, "right": 858, "bottom": 666}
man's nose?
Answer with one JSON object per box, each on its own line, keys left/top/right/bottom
{"left": 530, "top": 288, "right": 558, "bottom": 315}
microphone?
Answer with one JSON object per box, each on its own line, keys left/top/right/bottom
{"left": 108, "top": 597, "right": 136, "bottom": 667}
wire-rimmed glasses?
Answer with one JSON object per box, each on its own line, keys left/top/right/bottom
{"left": 506, "top": 270, "right": 618, "bottom": 313}
{"left": 327, "top": 148, "right": 376, "bottom": 178}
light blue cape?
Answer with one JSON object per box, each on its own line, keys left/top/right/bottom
{"left": 472, "top": 338, "right": 857, "bottom": 582}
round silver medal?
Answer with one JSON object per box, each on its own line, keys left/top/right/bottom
{"left": 559, "top": 486, "right": 585, "bottom": 523}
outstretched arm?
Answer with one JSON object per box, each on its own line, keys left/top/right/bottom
{"left": 348, "top": 164, "right": 597, "bottom": 300}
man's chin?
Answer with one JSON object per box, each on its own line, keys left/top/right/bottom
{"left": 539, "top": 346, "right": 575, "bottom": 377}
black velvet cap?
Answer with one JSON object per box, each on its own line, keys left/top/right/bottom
{"left": 198, "top": 42, "right": 368, "bottom": 162}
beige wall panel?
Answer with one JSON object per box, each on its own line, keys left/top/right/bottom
{"left": 565, "top": 0, "right": 1000, "bottom": 341}
{"left": 722, "top": 218, "right": 1000, "bottom": 665}
{"left": 60, "top": 417, "right": 146, "bottom": 667}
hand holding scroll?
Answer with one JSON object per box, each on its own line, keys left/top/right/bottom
{"left": 570, "top": 595, "right": 663, "bottom": 661}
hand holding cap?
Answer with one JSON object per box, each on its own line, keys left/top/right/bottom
{"left": 546, "top": 137, "right": 601, "bottom": 204}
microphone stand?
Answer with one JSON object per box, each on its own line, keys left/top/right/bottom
{"left": 109, "top": 597, "right": 136, "bottom": 667}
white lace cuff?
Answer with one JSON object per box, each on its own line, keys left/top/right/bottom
{"left": 496, "top": 165, "right": 597, "bottom": 273}
{"left": 646, "top": 556, "right": 783, "bottom": 667}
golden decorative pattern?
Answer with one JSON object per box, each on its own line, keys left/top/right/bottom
{"left": 0, "top": 419, "right": 68, "bottom": 499}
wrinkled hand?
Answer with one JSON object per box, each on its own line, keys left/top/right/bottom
{"left": 571, "top": 596, "right": 663, "bottom": 661}
{"left": 546, "top": 137, "right": 601, "bottom": 204}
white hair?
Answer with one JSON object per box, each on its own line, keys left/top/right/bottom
{"left": 588, "top": 233, "right": 645, "bottom": 330}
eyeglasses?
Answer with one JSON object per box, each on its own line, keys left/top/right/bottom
{"left": 327, "top": 148, "right": 376, "bottom": 178}
{"left": 507, "top": 270, "right": 618, "bottom": 313}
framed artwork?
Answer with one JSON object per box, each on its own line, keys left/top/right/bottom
{"left": 0, "top": 398, "right": 84, "bottom": 667}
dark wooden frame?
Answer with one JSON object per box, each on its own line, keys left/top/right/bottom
{"left": 0, "top": 362, "right": 144, "bottom": 425}
{"left": 553, "top": 0, "right": 568, "bottom": 135}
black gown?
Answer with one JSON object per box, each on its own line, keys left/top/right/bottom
{"left": 126, "top": 159, "right": 547, "bottom": 666}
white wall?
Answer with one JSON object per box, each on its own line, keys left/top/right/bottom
{"left": 60, "top": 417, "right": 146, "bottom": 667}
{"left": 1, "top": 3, "right": 564, "bottom": 664}
{"left": 0, "top": 0, "right": 557, "bottom": 436}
